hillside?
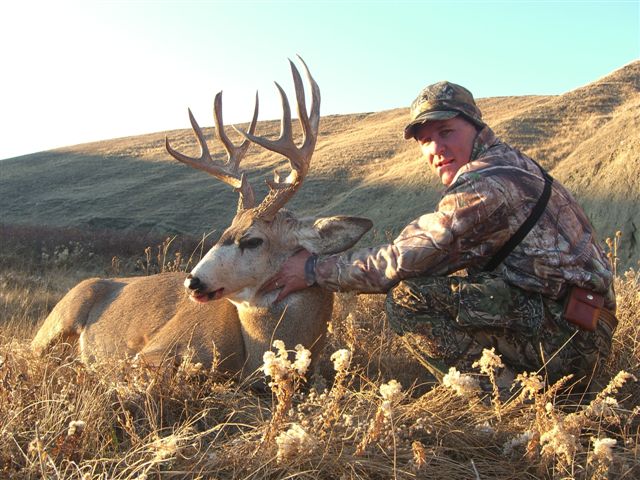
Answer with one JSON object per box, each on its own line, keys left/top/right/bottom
{"left": 1, "top": 61, "right": 638, "bottom": 269}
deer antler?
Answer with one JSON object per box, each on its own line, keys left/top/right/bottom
{"left": 237, "top": 56, "right": 320, "bottom": 220}
{"left": 165, "top": 92, "right": 259, "bottom": 211}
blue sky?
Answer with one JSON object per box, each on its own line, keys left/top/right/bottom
{"left": 0, "top": 0, "right": 637, "bottom": 159}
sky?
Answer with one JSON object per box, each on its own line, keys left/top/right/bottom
{"left": 0, "top": 0, "right": 638, "bottom": 160}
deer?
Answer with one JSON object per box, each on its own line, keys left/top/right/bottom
{"left": 30, "top": 58, "right": 373, "bottom": 377}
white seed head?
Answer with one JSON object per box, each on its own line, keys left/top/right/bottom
{"left": 587, "top": 395, "right": 619, "bottom": 418}
{"left": 272, "top": 340, "right": 286, "bottom": 355}
{"left": 592, "top": 437, "right": 617, "bottom": 463}
{"left": 379, "top": 379, "right": 403, "bottom": 402}
{"left": 540, "top": 423, "right": 578, "bottom": 464}
{"left": 292, "top": 344, "right": 312, "bottom": 376}
{"left": 330, "top": 349, "right": 352, "bottom": 372}
{"left": 472, "top": 347, "right": 505, "bottom": 375}
{"left": 150, "top": 434, "right": 180, "bottom": 462}
{"left": 443, "top": 367, "right": 480, "bottom": 399}
{"left": 262, "top": 350, "right": 291, "bottom": 380}
{"left": 67, "top": 420, "right": 86, "bottom": 436}
{"left": 515, "top": 372, "right": 545, "bottom": 398}
{"left": 275, "top": 423, "right": 315, "bottom": 463}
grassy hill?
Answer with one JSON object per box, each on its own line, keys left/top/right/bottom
{"left": 1, "top": 61, "right": 638, "bottom": 480}
{"left": 1, "top": 60, "right": 638, "bottom": 269}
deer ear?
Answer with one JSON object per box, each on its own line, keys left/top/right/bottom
{"left": 297, "top": 216, "right": 373, "bottom": 254}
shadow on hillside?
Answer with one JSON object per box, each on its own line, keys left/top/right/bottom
{"left": 1, "top": 151, "right": 638, "bottom": 271}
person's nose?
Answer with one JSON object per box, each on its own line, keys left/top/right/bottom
{"left": 420, "top": 142, "right": 433, "bottom": 160}
{"left": 430, "top": 139, "right": 446, "bottom": 157}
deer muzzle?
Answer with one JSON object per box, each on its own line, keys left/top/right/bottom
{"left": 184, "top": 274, "right": 224, "bottom": 303}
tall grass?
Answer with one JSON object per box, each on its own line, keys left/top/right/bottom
{"left": 0, "top": 226, "right": 638, "bottom": 479}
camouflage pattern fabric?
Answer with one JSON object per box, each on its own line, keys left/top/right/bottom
{"left": 404, "top": 81, "right": 485, "bottom": 139}
{"left": 315, "top": 125, "right": 616, "bottom": 312}
{"left": 385, "top": 274, "right": 614, "bottom": 383}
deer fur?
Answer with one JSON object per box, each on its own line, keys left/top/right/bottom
{"left": 31, "top": 58, "right": 371, "bottom": 377}
{"left": 31, "top": 212, "right": 371, "bottom": 375}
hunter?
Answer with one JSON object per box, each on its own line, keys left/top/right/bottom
{"left": 264, "top": 81, "right": 617, "bottom": 386}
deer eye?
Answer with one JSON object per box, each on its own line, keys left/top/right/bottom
{"left": 238, "top": 236, "right": 263, "bottom": 250}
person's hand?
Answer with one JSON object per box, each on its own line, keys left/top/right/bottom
{"left": 259, "top": 249, "right": 313, "bottom": 303}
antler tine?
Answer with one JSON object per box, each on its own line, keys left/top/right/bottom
{"left": 236, "top": 173, "right": 255, "bottom": 213}
{"left": 166, "top": 93, "right": 260, "bottom": 211}
{"left": 296, "top": 54, "right": 321, "bottom": 143}
{"left": 236, "top": 82, "right": 296, "bottom": 161}
{"left": 166, "top": 107, "right": 241, "bottom": 188}
{"left": 236, "top": 58, "right": 320, "bottom": 220}
{"left": 214, "top": 91, "right": 259, "bottom": 174}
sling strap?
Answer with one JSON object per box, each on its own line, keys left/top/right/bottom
{"left": 483, "top": 163, "right": 553, "bottom": 271}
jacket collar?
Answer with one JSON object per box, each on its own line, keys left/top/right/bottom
{"left": 470, "top": 125, "right": 498, "bottom": 161}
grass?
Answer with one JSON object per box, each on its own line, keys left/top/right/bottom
{"left": 0, "top": 226, "right": 638, "bottom": 479}
{"left": 3, "top": 62, "right": 639, "bottom": 273}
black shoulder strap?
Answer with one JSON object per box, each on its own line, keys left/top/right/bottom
{"left": 483, "top": 163, "right": 553, "bottom": 271}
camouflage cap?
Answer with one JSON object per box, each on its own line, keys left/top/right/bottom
{"left": 403, "top": 81, "right": 484, "bottom": 139}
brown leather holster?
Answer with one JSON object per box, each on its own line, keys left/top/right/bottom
{"left": 563, "top": 286, "right": 617, "bottom": 332}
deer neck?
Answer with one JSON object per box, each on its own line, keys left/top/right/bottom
{"left": 227, "top": 287, "right": 275, "bottom": 310}
{"left": 227, "top": 287, "right": 332, "bottom": 374}
{"left": 226, "top": 288, "right": 298, "bottom": 346}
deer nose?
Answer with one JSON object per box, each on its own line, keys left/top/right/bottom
{"left": 185, "top": 274, "right": 203, "bottom": 292}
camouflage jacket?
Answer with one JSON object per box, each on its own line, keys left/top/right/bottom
{"left": 315, "top": 126, "right": 616, "bottom": 309}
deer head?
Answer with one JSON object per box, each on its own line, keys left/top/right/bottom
{"left": 166, "top": 58, "right": 371, "bottom": 305}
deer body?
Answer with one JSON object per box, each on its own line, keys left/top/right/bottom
{"left": 31, "top": 59, "right": 372, "bottom": 377}
{"left": 32, "top": 273, "right": 243, "bottom": 370}
{"left": 32, "top": 270, "right": 333, "bottom": 375}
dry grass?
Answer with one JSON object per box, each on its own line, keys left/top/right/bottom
{"left": 0, "top": 231, "right": 638, "bottom": 479}
{"left": 0, "top": 61, "right": 638, "bottom": 478}
{"left": 2, "top": 61, "right": 638, "bottom": 270}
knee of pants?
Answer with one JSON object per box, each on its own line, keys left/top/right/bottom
{"left": 385, "top": 278, "right": 458, "bottom": 335}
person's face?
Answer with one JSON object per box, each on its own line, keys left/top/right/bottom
{"left": 415, "top": 116, "right": 478, "bottom": 187}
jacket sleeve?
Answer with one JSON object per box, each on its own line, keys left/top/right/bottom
{"left": 315, "top": 175, "right": 513, "bottom": 293}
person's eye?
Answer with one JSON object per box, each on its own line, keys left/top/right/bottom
{"left": 440, "top": 129, "right": 453, "bottom": 137}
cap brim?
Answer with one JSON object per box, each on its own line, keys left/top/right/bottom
{"left": 403, "top": 110, "right": 459, "bottom": 139}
